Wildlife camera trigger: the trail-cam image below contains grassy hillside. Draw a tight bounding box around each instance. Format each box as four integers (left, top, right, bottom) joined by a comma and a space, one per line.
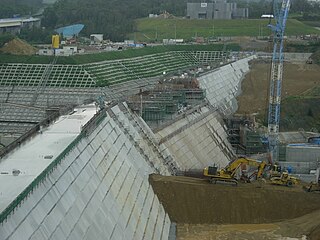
132, 18, 320, 42
0, 44, 240, 64
258, 87, 320, 132
280, 97, 320, 132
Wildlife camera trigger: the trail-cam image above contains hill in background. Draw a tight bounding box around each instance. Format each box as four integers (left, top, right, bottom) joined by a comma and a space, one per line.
132, 18, 320, 42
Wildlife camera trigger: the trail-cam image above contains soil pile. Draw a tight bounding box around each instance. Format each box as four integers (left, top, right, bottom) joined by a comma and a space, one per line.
0, 38, 37, 55
150, 174, 320, 239
149, 174, 320, 224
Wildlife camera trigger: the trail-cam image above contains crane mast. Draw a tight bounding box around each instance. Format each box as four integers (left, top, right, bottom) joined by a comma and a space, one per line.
267, 0, 291, 162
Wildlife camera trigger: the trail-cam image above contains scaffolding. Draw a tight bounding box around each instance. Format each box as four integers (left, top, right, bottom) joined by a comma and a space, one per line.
240, 126, 268, 155
225, 114, 268, 155
127, 76, 206, 123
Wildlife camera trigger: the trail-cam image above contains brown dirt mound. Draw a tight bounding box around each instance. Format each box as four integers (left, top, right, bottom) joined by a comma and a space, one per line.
0, 38, 37, 55
149, 174, 320, 225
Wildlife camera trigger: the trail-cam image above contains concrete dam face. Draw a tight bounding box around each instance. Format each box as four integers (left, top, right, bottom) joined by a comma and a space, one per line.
0, 56, 254, 240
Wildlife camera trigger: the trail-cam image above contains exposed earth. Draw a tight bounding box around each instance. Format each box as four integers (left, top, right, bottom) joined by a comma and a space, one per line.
0, 38, 37, 55
161, 52, 320, 240
236, 60, 320, 115
150, 174, 320, 240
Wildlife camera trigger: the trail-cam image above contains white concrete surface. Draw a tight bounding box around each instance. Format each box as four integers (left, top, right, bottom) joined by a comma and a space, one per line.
0, 104, 97, 213
0, 105, 170, 240
157, 106, 234, 170
199, 56, 256, 116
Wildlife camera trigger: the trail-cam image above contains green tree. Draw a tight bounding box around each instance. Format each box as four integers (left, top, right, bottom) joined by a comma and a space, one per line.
307, 108, 314, 117
19, 27, 53, 44
0, 34, 14, 47
42, 0, 188, 41
42, 7, 58, 29
0, 0, 42, 18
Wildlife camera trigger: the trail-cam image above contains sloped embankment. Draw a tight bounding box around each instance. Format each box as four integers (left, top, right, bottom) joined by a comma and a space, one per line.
149, 174, 320, 224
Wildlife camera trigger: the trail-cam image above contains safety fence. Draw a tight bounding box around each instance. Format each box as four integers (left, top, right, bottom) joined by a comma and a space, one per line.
0, 112, 60, 159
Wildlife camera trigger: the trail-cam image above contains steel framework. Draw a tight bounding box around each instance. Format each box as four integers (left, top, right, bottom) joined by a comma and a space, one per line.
267, 0, 291, 162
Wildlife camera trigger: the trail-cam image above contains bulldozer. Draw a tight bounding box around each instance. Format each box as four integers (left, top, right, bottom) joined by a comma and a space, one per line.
270, 171, 299, 187
203, 157, 267, 185
304, 169, 320, 192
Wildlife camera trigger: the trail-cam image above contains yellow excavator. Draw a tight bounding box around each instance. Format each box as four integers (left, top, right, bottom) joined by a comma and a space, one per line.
303, 170, 320, 192
203, 157, 267, 185
270, 171, 299, 187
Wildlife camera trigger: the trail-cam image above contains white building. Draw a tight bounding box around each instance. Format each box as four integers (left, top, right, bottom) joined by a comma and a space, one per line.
90, 34, 104, 44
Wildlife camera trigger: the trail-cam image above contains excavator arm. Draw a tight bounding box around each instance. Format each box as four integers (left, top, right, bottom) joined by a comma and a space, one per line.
225, 157, 266, 176
204, 157, 267, 184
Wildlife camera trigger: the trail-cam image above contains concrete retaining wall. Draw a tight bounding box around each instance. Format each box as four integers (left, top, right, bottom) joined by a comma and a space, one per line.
156, 106, 234, 170
257, 52, 312, 62
199, 56, 256, 116
0, 106, 171, 240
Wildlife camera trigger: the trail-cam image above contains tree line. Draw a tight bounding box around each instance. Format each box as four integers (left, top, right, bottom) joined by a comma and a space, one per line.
237, 0, 320, 19
42, 0, 320, 41
0, 0, 43, 18
0, 0, 319, 42
42, 0, 189, 41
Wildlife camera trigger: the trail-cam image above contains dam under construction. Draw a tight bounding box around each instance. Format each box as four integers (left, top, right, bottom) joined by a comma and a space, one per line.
0, 50, 320, 240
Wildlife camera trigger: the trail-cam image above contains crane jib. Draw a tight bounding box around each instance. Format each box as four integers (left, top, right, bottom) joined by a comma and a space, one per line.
267, 0, 291, 163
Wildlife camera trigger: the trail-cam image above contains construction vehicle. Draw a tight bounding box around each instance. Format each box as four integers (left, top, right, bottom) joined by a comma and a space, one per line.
203, 157, 267, 185
304, 182, 320, 192
270, 171, 299, 187
304, 168, 320, 192
269, 163, 282, 178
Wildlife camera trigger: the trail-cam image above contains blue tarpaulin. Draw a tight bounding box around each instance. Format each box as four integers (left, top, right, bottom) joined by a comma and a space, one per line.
55, 24, 84, 37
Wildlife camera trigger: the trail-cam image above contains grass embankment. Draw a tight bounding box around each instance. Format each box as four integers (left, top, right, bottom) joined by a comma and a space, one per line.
280, 97, 320, 132
285, 42, 320, 63
132, 18, 320, 42
258, 91, 320, 132
302, 21, 320, 28
0, 44, 240, 64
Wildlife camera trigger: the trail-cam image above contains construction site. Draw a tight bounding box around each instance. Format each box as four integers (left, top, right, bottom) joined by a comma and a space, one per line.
0, 1, 320, 240
0, 45, 319, 239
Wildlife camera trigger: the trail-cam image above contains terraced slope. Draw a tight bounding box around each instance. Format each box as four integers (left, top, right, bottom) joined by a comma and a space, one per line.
0, 51, 225, 88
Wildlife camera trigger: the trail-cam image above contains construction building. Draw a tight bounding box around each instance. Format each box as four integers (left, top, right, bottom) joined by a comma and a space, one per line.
187, 1, 249, 20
